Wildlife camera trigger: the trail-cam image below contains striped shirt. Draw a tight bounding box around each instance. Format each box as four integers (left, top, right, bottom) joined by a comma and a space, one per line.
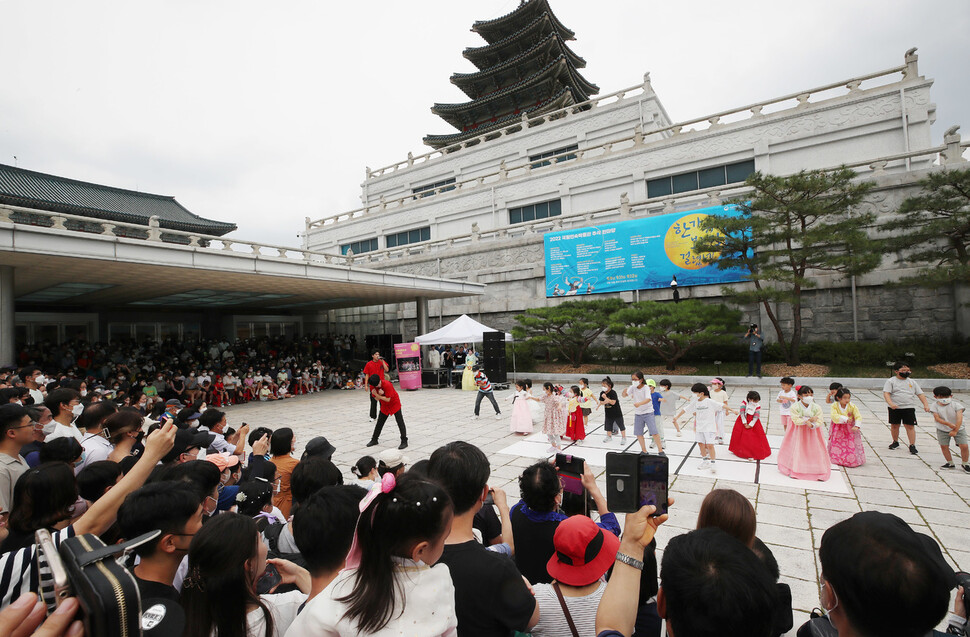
0, 526, 74, 608
531, 580, 606, 637
474, 371, 492, 393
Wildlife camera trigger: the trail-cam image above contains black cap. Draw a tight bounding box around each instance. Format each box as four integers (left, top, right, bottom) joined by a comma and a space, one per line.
162, 429, 215, 463
302, 436, 336, 461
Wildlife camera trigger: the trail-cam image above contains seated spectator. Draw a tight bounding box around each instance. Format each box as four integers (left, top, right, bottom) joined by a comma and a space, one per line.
264, 456, 344, 566
42, 388, 82, 442
659, 528, 778, 637
377, 448, 408, 478
75, 401, 120, 470
290, 485, 366, 603
300, 436, 335, 462
696, 489, 792, 636
235, 479, 277, 531
270, 428, 298, 518
813, 511, 956, 637
351, 455, 378, 490
117, 481, 203, 602
181, 513, 310, 637
206, 452, 241, 511
76, 460, 122, 502
0, 462, 78, 553
20, 404, 52, 466
104, 408, 146, 463
198, 409, 248, 458
0, 405, 31, 516
286, 474, 455, 636
160, 428, 215, 465
511, 460, 619, 584
38, 437, 83, 469
428, 441, 539, 636
163, 460, 222, 520
531, 514, 619, 637
0, 422, 176, 606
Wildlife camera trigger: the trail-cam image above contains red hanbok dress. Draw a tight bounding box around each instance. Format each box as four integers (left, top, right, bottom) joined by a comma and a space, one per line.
729, 401, 771, 460
565, 398, 587, 441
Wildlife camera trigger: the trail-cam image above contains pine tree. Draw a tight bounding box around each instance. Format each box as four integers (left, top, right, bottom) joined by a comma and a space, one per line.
695, 168, 878, 365
513, 298, 626, 367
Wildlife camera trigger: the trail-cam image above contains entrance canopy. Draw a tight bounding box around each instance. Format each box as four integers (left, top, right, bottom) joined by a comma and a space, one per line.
415, 314, 512, 345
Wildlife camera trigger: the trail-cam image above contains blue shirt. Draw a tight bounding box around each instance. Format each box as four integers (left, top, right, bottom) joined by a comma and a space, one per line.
651, 391, 662, 415
510, 501, 621, 537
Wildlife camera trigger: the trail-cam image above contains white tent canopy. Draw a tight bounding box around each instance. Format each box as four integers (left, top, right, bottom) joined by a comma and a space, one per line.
415, 314, 513, 345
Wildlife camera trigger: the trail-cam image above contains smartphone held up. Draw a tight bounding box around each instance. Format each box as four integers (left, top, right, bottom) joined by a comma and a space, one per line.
605, 452, 669, 515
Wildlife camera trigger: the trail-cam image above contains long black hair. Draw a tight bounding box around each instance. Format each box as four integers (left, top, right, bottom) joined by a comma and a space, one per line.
182, 513, 273, 637
337, 474, 453, 633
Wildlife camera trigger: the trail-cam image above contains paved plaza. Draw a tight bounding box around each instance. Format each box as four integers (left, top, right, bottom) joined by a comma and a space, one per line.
224, 382, 970, 632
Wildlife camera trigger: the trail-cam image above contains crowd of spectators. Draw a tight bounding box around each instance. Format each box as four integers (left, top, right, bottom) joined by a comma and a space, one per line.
0, 350, 967, 637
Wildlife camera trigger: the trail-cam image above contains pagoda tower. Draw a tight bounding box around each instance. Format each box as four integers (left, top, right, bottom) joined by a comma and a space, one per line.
424, 0, 598, 150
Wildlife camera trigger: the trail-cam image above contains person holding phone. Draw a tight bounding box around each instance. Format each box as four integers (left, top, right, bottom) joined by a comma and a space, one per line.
744, 324, 764, 378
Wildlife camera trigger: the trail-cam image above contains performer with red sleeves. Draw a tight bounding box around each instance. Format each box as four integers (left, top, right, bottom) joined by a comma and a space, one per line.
362, 349, 390, 423
366, 374, 408, 450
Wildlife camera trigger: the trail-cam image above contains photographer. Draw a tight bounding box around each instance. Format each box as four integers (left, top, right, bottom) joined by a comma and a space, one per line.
744, 324, 764, 378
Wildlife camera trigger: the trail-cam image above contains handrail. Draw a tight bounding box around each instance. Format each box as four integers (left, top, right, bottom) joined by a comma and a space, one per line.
309, 52, 922, 230
364, 51, 918, 178
313, 136, 967, 266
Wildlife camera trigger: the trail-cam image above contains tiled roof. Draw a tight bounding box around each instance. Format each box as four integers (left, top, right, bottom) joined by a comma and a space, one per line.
0, 163, 236, 236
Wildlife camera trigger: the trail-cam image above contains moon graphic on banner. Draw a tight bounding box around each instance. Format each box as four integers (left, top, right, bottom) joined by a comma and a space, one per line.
663, 213, 719, 270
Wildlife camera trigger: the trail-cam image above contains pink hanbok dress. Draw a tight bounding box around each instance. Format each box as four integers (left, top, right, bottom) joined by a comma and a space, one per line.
778, 401, 831, 481
508, 390, 533, 434
829, 402, 865, 467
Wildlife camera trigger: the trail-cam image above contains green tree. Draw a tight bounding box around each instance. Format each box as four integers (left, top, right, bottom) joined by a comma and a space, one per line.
513, 298, 626, 367
883, 167, 970, 286
695, 168, 879, 365
608, 300, 742, 370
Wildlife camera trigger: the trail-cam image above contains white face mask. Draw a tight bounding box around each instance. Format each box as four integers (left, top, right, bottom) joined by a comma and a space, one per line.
802, 396, 814, 405
745, 402, 758, 416
35, 375, 47, 385
72, 404, 83, 417
42, 421, 57, 436
80, 390, 87, 397
938, 398, 951, 405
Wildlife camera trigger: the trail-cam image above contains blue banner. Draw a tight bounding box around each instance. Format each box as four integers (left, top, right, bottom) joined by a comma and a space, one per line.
543, 204, 748, 297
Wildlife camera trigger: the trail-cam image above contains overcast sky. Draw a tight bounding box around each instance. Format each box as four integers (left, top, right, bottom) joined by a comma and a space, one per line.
1, 0, 967, 247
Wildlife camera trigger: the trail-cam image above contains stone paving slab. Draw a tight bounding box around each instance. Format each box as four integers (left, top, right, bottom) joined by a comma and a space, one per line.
222, 384, 969, 635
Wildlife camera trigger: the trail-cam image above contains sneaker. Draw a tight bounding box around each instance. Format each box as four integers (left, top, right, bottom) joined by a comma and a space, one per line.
546, 446, 560, 453
963, 464, 970, 474
676, 430, 682, 438
888, 441, 900, 450
658, 451, 667, 457
941, 462, 955, 469
649, 440, 655, 449
603, 435, 612, 443
366, 439, 378, 447
620, 437, 628, 444
698, 459, 710, 470
495, 412, 502, 420
398, 440, 408, 450
474, 414, 480, 420
709, 462, 717, 473
716, 436, 724, 445
909, 445, 919, 455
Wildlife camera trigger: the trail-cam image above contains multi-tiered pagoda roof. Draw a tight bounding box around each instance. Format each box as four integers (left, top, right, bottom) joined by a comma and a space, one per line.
424, 0, 598, 150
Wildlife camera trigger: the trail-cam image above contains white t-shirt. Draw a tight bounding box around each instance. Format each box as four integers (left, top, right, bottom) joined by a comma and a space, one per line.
79, 433, 113, 470
777, 389, 797, 416
285, 561, 457, 637
629, 384, 653, 416
531, 580, 606, 637
47, 421, 84, 443
683, 397, 718, 433
929, 399, 965, 433
246, 589, 306, 637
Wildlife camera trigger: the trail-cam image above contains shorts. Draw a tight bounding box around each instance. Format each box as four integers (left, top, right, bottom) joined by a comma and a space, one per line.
634, 413, 658, 437
604, 414, 625, 433
937, 428, 969, 446
696, 431, 717, 444
888, 408, 918, 426
581, 408, 591, 417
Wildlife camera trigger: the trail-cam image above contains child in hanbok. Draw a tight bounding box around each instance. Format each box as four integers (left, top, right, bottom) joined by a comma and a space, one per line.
778, 386, 831, 481
531, 382, 567, 453
461, 349, 477, 391
565, 385, 587, 443
525, 378, 543, 426
729, 391, 771, 461
507, 380, 533, 435
829, 388, 865, 467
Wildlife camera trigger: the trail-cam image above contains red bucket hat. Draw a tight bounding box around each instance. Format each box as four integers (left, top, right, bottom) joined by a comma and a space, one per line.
546, 515, 620, 586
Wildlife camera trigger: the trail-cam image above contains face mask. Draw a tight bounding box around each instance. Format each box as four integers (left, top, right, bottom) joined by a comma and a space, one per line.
74, 452, 86, 468
80, 390, 87, 397
745, 403, 758, 416
899, 371, 911, 378
35, 375, 47, 385
802, 396, 814, 405
72, 404, 83, 417
118, 376, 125, 381
42, 420, 57, 436
820, 580, 839, 619
938, 398, 951, 405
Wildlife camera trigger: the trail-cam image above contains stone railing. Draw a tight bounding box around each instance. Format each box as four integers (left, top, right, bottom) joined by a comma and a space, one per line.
0, 205, 362, 266
316, 133, 969, 267
308, 51, 922, 231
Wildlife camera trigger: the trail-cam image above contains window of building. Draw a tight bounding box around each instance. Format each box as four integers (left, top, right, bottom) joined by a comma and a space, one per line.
386, 226, 431, 249
509, 199, 562, 225
529, 144, 579, 169
412, 177, 456, 199
340, 238, 379, 255
647, 159, 756, 199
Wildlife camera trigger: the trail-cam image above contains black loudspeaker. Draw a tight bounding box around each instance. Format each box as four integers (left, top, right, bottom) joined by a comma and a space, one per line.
483, 332, 507, 383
